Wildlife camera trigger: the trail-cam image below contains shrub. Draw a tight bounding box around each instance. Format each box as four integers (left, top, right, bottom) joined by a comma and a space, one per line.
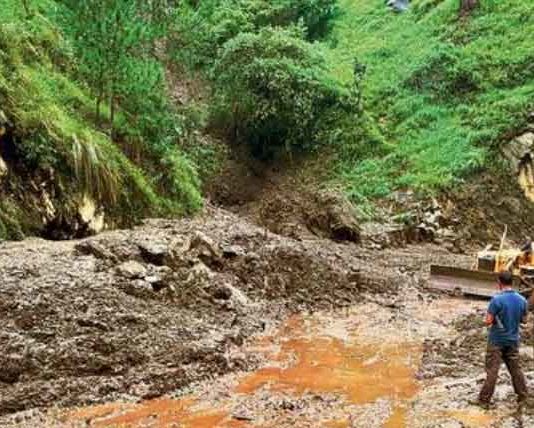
172, 0, 339, 69
404, 44, 481, 101
211, 27, 357, 157
252, 0, 340, 40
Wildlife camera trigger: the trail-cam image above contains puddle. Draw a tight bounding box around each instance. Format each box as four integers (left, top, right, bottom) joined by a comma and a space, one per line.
236, 337, 419, 405
443, 410, 495, 427
66, 310, 421, 427
383, 406, 408, 428
68, 398, 240, 428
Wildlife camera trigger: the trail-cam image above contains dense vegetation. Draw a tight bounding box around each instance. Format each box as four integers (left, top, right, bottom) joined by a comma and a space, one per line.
0, 0, 533, 238
0, 0, 201, 238
172, 0, 360, 158
172, 0, 534, 207
328, 0, 534, 205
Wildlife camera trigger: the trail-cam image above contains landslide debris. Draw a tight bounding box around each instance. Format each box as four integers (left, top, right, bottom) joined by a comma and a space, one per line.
2, 207, 442, 415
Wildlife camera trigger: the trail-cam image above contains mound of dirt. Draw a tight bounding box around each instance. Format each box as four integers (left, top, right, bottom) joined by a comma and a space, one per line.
206, 150, 362, 243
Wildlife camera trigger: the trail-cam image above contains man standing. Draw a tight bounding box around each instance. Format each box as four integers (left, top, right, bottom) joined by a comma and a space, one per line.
477, 271, 529, 408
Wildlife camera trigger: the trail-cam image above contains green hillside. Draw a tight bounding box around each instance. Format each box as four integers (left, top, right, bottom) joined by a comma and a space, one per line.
0, 0, 202, 239
0, 0, 533, 238
327, 0, 534, 201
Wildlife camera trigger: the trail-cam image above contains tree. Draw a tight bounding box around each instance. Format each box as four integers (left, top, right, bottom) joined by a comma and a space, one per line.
60, 0, 165, 137
460, 0, 478, 16
212, 27, 357, 157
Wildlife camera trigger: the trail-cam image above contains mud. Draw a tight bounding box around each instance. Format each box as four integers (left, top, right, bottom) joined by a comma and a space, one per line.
13, 296, 534, 427
1, 206, 534, 426
0, 206, 464, 417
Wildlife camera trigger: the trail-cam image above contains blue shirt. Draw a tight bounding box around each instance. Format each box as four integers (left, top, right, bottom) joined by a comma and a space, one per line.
488, 290, 528, 347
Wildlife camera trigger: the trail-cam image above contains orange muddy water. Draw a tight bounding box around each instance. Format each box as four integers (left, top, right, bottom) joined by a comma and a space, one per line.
64, 305, 498, 428
67, 312, 421, 427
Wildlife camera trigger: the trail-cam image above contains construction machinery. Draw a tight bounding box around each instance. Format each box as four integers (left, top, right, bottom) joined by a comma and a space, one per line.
429, 228, 534, 298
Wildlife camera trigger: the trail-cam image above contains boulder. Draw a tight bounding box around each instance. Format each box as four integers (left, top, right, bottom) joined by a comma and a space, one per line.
0, 111, 8, 179
138, 241, 169, 266
41, 191, 56, 221
306, 191, 361, 243
123, 279, 154, 296
116, 261, 147, 279
75, 240, 117, 262
213, 283, 250, 311
502, 130, 534, 171
222, 245, 246, 259
387, 0, 409, 12
78, 195, 105, 234
145, 267, 172, 292
0, 154, 7, 179
191, 231, 220, 258
503, 127, 534, 201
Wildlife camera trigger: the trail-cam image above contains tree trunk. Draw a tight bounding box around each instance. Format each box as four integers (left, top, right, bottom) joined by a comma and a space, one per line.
21, 0, 32, 17
109, 91, 115, 140
95, 67, 105, 125
96, 98, 101, 125
460, 0, 479, 16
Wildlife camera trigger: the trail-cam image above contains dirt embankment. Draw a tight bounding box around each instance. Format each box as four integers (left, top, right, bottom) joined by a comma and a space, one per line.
207, 144, 534, 260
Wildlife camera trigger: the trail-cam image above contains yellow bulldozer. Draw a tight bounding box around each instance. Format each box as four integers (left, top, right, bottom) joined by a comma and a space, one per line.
429, 228, 534, 298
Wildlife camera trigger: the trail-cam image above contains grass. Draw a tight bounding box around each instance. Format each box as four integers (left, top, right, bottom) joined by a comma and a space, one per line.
0, 0, 202, 238
324, 0, 534, 201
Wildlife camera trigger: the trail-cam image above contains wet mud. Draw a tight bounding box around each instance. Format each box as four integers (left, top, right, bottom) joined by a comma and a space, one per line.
2, 208, 534, 427
48, 296, 534, 428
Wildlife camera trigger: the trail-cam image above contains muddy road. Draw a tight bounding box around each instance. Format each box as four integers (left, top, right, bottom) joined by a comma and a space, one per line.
52, 300, 534, 427
1, 207, 533, 427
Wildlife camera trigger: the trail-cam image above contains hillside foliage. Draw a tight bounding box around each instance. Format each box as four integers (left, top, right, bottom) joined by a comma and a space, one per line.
327, 0, 534, 204
0, 0, 533, 237
172, 0, 534, 210
0, 0, 202, 238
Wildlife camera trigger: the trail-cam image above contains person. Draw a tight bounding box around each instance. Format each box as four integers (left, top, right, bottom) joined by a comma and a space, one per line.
476, 271, 529, 408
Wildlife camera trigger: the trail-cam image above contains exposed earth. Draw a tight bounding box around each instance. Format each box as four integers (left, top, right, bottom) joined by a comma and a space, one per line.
1, 206, 534, 427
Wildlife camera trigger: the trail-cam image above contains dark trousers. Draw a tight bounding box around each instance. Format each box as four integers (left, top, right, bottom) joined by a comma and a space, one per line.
479, 342, 528, 403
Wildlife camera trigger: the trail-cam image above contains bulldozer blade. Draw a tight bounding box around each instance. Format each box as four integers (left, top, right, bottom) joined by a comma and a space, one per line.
429, 265, 498, 298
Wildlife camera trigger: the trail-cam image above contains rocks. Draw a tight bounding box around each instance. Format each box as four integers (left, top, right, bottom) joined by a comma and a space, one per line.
138, 241, 169, 266
78, 195, 105, 235
0, 111, 10, 181
123, 279, 154, 295
502, 129, 534, 173
0, 155, 7, 180
502, 126, 534, 201
387, 0, 409, 12
305, 191, 361, 243
361, 222, 414, 249
75, 240, 118, 262
191, 231, 221, 258
223, 245, 246, 258
145, 269, 171, 293
417, 200, 460, 249
213, 283, 250, 310
0, 207, 468, 418
43, 195, 107, 240
116, 261, 147, 279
